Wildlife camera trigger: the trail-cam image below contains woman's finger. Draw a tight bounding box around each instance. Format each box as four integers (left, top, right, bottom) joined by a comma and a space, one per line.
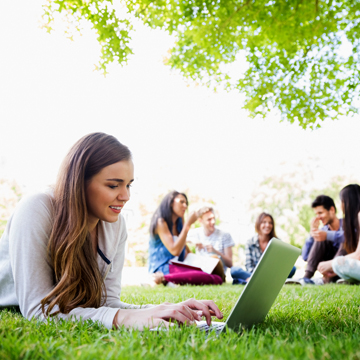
177, 304, 201, 322
196, 300, 223, 325
197, 309, 216, 317
193, 299, 223, 318
181, 299, 223, 326
199, 310, 216, 316
160, 306, 197, 326
160, 303, 201, 322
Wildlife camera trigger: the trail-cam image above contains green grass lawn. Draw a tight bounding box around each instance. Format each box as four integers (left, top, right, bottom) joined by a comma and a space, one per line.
1, 284, 360, 359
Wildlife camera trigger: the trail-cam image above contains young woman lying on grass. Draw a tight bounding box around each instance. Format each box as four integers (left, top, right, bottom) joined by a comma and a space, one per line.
318, 184, 360, 284
0, 133, 222, 329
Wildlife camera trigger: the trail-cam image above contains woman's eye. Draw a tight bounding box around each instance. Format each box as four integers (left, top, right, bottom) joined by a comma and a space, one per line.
126, 184, 132, 189
108, 185, 118, 189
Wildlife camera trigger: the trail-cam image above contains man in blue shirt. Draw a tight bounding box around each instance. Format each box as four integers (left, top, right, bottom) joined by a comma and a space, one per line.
300, 195, 346, 284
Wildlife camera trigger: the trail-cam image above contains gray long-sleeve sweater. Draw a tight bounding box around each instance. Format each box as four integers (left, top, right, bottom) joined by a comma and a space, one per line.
0, 192, 146, 329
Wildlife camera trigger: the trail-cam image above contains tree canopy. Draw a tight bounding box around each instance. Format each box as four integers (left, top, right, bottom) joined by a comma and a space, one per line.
42, 0, 360, 128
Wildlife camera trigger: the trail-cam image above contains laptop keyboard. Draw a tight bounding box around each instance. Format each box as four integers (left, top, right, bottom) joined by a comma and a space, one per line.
149, 321, 225, 335
196, 321, 225, 334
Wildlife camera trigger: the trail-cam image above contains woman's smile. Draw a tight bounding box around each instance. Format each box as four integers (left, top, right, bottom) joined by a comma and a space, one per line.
109, 205, 124, 213
85, 160, 134, 229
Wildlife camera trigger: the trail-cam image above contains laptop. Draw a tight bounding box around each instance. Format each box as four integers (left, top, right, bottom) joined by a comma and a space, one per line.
195, 238, 301, 334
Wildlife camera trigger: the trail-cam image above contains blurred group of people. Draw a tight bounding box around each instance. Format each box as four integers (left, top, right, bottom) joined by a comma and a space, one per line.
148, 184, 360, 286
294, 184, 360, 285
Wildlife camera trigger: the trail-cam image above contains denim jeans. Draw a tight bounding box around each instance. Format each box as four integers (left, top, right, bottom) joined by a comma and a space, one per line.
231, 265, 296, 285
230, 267, 251, 281
288, 266, 296, 278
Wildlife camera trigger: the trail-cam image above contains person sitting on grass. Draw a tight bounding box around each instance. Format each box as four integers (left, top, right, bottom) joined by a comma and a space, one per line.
297, 195, 346, 285
230, 212, 296, 284
187, 205, 234, 282
0, 133, 223, 330
318, 184, 360, 284
148, 192, 224, 286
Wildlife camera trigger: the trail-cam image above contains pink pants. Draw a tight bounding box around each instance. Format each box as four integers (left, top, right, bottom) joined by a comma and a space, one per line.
164, 264, 223, 285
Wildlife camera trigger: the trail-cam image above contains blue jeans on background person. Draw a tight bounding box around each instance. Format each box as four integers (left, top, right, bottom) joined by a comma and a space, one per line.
288, 266, 296, 279
231, 266, 296, 285
231, 267, 251, 281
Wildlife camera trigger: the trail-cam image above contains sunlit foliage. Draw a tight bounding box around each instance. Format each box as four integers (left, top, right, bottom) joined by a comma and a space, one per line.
43, 0, 360, 127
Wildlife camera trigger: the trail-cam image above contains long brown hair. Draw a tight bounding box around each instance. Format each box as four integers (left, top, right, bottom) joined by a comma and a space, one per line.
41, 133, 131, 316
255, 212, 277, 239
340, 184, 360, 254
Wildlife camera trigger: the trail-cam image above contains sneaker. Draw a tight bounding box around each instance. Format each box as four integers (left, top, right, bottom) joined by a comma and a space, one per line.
298, 278, 316, 285
284, 278, 301, 285
285, 277, 315, 285
141, 272, 166, 287
232, 278, 247, 285
336, 278, 360, 285
165, 281, 179, 288
312, 278, 324, 285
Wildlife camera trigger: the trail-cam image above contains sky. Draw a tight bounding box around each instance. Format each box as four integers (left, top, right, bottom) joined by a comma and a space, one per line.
0, 0, 359, 243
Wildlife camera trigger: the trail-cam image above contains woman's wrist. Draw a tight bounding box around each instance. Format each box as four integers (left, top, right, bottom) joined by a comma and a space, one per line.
113, 309, 121, 328
113, 309, 131, 329
181, 223, 191, 238
183, 221, 191, 229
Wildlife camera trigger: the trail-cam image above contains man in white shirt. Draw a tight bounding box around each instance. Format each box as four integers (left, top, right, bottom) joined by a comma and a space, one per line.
187, 206, 235, 273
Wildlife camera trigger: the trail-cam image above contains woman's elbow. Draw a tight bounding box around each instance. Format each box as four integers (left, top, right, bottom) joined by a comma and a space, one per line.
24, 305, 46, 322
169, 248, 182, 257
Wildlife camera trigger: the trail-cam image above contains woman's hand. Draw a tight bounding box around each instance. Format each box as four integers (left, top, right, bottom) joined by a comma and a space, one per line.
156, 210, 200, 256
317, 260, 335, 277
177, 298, 223, 325
113, 299, 223, 330
186, 211, 200, 226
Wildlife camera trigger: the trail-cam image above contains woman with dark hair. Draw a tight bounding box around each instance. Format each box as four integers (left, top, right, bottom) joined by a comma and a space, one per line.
149, 191, 194, 274
0, 133, 222, 329
318, 184, 360, 283
339, 184, 360, 254
231, 212, 296, 284
148, 191, 224, 285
